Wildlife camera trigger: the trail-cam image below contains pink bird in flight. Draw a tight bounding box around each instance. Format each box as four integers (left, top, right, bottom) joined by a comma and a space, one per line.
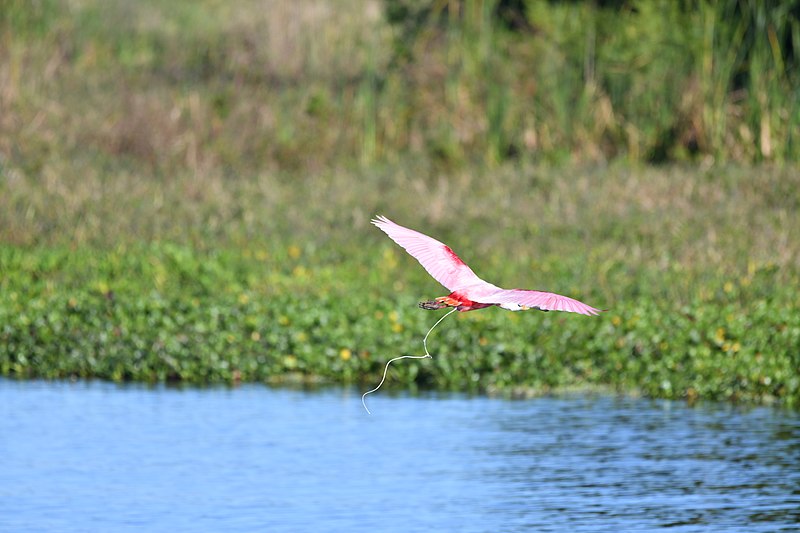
372, 215, 602, 316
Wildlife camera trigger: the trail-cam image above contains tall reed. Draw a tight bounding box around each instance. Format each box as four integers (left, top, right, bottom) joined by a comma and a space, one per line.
0, 0, 798, 179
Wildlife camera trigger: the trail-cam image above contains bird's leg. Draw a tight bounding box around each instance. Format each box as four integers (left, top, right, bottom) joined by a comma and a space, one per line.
418, 296, 460, 310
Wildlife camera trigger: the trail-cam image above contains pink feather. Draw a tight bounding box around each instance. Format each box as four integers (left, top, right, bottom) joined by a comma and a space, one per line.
371, 215, 485, 291
372, 215, 602, 316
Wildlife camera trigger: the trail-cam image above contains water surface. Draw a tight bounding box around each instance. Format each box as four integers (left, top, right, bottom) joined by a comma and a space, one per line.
1, 380, 798, 532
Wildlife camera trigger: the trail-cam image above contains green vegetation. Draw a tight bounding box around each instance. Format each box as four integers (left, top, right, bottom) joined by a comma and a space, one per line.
2, 165, 799, 406
1, 1, 799, 405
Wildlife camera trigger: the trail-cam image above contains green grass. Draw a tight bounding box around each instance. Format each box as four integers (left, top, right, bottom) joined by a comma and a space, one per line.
1, 236, 798, 405
1, 165, 799, 406
1, 0, 799, 406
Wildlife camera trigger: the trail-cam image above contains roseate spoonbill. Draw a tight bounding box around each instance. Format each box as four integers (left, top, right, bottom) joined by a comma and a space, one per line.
371, 215, 602, 315
361, 216, 602, 414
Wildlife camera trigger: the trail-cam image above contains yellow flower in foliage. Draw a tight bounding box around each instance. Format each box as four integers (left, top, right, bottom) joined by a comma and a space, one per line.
611, 315, 622, 327
339, 348, 352, 361
722, 341, 741, 353
387, 310, 403, 332
714, 327, 726, 344
288, 245, 301, 259
238, 293, 250, 305
723, 281, 734, 293
383, 248, 398, 268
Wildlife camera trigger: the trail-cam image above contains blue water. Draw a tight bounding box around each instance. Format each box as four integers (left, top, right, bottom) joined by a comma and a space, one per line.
1, 380, 798, 532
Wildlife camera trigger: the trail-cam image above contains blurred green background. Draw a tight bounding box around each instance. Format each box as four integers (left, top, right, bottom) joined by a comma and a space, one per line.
1, 0, 799, 405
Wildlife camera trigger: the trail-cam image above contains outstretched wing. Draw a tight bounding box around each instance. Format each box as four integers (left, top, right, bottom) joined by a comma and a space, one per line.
372, 215, 484, 291
476, 288, 602, 316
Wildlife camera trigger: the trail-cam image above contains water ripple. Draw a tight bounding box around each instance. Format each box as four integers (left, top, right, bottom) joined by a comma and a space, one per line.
0, 381, 798, 532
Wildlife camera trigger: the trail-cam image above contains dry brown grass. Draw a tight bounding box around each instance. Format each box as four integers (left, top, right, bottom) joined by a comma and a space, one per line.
2, 158, 798, 295
1, 1, 799, 296
3, 0, 797, 186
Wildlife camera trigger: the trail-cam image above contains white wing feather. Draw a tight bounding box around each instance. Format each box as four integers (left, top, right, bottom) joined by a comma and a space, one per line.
475, 288, 601, 316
